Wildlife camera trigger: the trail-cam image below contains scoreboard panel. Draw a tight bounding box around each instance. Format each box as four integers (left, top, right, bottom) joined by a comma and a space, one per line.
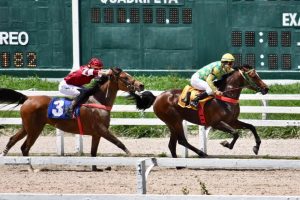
0, 0, 299, 78
0, 0, 72, 77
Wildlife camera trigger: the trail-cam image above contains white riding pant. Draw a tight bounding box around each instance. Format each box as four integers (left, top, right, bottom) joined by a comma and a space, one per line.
190, 72, 213, 95
58, 80, 81, 97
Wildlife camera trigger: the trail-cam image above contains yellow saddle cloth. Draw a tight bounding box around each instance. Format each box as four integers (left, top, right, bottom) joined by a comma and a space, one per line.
178, 85, 213, 110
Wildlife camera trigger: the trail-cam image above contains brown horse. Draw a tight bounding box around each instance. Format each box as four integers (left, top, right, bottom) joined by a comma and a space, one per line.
0, 67, 144, 169
130, 65, 269, 158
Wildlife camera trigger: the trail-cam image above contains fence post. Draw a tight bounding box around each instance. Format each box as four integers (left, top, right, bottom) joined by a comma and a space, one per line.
136, 159, 146, 194
261, 99, 268, 120
199, 126, 210, 154
56, 129, 64, 156
75, 135, 83, 155
182, 120, 188, 158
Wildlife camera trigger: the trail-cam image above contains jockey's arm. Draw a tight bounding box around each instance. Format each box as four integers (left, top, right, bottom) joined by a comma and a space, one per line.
97, 69, 109, 76
81, 67, 97, 76
206, 73, 218, 93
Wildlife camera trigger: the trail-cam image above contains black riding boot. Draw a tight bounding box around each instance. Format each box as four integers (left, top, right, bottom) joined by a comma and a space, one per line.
67, 75, 109, 116
189, 92, 209, 108
181, 91, 191, 106
67, 87, 97, 116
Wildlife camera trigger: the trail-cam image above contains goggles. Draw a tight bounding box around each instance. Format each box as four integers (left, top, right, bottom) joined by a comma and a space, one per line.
222, 61, 234, 66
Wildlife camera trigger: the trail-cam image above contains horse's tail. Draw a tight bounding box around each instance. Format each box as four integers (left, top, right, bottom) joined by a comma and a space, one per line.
0, 88, 28, 105
128, 91, 156, 110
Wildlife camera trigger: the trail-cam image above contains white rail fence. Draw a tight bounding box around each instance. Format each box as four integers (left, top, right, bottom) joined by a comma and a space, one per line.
0, 91, 300, 156
2, 156, 300, 195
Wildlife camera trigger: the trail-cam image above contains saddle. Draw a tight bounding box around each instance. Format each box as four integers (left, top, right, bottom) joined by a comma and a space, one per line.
47, 98, 80, 119
178, 85, 213, 110
178, 85, 213, 125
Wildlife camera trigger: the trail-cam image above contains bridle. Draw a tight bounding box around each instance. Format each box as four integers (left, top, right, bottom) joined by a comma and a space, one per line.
238, 68, 261, 92
222, 68, 261, 94
110, 69, 137, 92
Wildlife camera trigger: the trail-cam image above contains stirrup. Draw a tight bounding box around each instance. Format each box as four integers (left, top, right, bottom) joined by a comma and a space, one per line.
190, 100, 199, 108
66, 107, 74, 117
181, 97, 188, 103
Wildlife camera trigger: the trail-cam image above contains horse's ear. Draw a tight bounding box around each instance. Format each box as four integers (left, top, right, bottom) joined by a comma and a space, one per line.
240, 64, 253, 71
233, 66, 240, 71
111, 67, 122, 77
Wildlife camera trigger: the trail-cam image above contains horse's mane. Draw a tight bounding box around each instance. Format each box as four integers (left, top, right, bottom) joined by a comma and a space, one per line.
214, 64, 253, 89
111, 67, 123, 76
74, 74, 109, 104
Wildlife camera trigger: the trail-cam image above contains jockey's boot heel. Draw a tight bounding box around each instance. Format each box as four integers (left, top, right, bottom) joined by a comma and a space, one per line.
67, 100, 77, 117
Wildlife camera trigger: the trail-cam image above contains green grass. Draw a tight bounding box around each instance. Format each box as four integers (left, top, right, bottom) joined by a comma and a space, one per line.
0, 75, 299, 138
0, 75, 57, 90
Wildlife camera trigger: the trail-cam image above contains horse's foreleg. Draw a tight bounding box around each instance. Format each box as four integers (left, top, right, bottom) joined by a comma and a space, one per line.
0, 127, 27, 156
168, 130, 178, 158
101, 130, 131, 156
231, 120, 261, 155
214, 121, 239, 150
91, 135, 101, 171
177, 129, 207, 158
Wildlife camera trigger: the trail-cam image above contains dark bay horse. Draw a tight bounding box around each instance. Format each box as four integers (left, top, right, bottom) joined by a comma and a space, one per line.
131, 65, 269, 158
0, 68, 144, 168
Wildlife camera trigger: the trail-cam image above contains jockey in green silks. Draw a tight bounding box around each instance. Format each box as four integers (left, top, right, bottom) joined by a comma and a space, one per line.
189, 53, 235, 108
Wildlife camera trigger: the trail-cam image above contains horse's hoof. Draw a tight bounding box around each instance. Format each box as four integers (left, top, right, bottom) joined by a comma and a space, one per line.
125, 149, 132, 156
92, 166, 103, 172
176, 166, 186, 170
220, 140, 230, 148
199, 152, 208, 158
253, 146, 259, 155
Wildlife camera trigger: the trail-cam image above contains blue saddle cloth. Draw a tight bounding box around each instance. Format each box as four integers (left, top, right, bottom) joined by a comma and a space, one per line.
47, 97, 80, 119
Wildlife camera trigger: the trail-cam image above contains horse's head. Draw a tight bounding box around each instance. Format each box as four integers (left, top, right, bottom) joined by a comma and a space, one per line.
238, 64, 269, 95
108, 67, 144, 93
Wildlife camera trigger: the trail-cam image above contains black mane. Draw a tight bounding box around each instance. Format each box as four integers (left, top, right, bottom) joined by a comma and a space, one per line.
214, 64, 253, 89
73, 75, 109, 105
111, 67, 123, 76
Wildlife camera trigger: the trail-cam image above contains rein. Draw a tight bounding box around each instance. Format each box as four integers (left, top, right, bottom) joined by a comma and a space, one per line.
238, 69, 260, 91
222, 87, 243, 94
215, 95, 239, 104
222, 68, 260, 94
82, 103, 112, 111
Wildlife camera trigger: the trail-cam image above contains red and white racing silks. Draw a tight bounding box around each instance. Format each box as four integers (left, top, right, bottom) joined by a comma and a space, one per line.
64, 65, 101, 86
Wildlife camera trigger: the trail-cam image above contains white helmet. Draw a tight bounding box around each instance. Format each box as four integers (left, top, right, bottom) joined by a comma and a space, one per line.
221, 53, 235, 62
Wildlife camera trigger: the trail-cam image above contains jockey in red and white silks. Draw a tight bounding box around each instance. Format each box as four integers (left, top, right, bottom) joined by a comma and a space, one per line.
59, 58, 106, 97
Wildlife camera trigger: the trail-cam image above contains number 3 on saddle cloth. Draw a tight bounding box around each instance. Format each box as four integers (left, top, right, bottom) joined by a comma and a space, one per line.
47, 98, 80, 119
178, 85, 213, 125
47, 98, 112, 135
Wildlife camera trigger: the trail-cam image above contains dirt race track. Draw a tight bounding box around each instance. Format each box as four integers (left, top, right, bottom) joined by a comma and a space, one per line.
0, 135, 300, 195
